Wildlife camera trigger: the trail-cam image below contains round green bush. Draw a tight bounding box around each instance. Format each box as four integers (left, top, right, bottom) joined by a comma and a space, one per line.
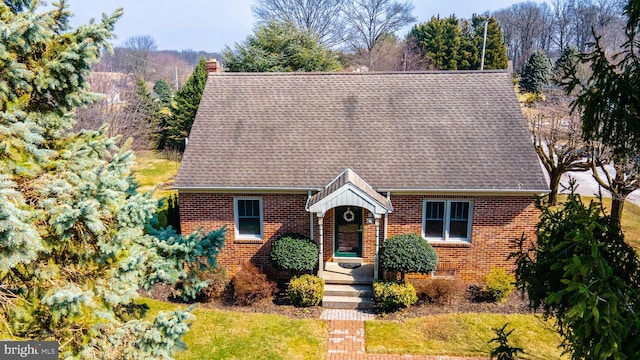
379, 233, 438, 278
372, 281, 417, 311
288, 274, 324, 307
270, 233, 318, 273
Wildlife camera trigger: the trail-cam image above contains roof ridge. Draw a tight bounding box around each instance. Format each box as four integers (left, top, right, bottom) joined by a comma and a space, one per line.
214, 70, 510, 77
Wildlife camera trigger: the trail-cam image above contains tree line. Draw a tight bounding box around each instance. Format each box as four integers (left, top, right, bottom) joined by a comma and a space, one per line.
493, 0, 627, 70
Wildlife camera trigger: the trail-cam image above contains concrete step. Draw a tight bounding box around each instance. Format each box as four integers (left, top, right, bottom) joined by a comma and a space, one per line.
324, 284, 372, 297
323, 278, 373, 285
322, 295, 374, 310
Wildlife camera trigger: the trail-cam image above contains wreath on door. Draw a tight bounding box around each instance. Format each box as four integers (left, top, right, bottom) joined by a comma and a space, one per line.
343, 207, 355, 222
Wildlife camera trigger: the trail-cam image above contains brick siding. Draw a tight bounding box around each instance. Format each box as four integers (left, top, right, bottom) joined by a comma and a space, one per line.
179, 192, 539, 282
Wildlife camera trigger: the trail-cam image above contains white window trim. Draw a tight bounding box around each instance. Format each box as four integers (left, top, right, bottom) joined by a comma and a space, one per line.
234, 197, 263, 241
422, 199, 473, 243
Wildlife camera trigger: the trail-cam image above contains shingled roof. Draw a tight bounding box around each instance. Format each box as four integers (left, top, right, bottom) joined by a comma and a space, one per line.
175, 71, 548, 193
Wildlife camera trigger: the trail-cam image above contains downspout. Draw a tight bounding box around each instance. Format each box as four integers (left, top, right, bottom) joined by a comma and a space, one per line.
308, 191, 314, 242
384, 192, 390, 241
374, 217, 380, 280
317, 216, 324, 278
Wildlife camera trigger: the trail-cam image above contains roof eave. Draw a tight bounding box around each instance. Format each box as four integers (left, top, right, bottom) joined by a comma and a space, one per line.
378, 188, 550, 195
175, 185, 549, 195
174, 186, 322, 193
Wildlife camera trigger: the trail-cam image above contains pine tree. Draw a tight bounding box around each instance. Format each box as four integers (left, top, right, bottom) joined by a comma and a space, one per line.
0, 2, 225, 357
223, 20, 342, 72
519, 50, 551, 94
458, 18, 480, 70
153, 78, 173, 107
152, 79, 174, 150
472, 15, 508, 70
409, 16, 462, 70
408, 14, 507, 71
164, 57, 208, 150
559, 0, 640, 225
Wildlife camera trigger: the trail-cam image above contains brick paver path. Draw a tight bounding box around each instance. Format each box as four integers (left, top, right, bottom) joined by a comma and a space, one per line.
321, 310, 488, 360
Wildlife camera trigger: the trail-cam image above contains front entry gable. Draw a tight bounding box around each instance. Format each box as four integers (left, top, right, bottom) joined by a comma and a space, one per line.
306, 168, 392, 218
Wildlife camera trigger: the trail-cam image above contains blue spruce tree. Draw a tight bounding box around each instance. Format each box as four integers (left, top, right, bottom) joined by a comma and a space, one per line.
0, 2, 224, 358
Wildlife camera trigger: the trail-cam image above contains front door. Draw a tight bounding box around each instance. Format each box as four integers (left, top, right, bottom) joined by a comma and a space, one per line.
334, 206, 363, 257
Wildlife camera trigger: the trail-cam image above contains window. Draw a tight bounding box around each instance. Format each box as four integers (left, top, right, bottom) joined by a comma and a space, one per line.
423, 200, 472, 241
234, 198, 262, 240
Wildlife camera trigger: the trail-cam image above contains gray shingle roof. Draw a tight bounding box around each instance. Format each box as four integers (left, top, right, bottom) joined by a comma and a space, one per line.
175, 71, 548, 193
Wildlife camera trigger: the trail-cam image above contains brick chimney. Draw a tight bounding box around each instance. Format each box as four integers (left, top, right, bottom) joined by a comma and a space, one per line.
205, 58, 222, 75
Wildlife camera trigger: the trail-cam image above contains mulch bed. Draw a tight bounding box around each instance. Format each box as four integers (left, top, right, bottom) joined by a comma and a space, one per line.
141, 281, 534, 321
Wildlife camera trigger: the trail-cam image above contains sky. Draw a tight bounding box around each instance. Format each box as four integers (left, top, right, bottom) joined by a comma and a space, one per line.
62, 0, 544, 53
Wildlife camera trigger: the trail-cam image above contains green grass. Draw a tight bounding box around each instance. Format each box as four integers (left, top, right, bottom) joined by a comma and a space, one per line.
143, 298, 328, 360
365, 313, 564, 359
131, 150, 180, 199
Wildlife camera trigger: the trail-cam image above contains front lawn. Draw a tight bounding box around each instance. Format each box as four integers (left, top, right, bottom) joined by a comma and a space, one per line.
132, 150, 180, 199
365, 313, 564, 359
143, 298, 327, 360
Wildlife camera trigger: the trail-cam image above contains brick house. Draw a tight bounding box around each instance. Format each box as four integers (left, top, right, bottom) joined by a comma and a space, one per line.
175, 68, 548, 282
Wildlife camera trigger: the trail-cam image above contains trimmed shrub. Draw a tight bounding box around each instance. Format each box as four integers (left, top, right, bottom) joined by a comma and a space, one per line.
288, 274, 324, 307
197, 267, 228, 302
372, 281, 417, 311
270, 233, 319, 274
412, 279, 465, 305
484, 267, 515, 303
379, 233, 438, 279
231, 263, 277, 306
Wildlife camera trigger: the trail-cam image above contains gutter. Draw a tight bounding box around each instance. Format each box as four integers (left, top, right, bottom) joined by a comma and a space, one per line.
175, 186, 550, 195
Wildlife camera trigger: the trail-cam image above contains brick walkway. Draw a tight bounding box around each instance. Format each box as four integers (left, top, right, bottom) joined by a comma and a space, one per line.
320, 310, 488, 360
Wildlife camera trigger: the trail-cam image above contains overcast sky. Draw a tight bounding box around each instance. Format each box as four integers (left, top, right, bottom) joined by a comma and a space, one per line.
63, 0, 542, 53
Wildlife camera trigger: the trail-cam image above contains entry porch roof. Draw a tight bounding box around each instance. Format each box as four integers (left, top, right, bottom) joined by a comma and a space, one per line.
306, 169, 392, 218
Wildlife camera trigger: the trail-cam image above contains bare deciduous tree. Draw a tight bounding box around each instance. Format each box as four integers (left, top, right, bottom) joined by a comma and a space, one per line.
494, 0, 625, 71
252, 0, 346, 46
75, 74, 156, 150
121, 35, 158, 79
343, 33, 432, 71
589, 144, 640, 224
551, 0, 577, 50
342, 0, 415, 70
527, 90, 589, 205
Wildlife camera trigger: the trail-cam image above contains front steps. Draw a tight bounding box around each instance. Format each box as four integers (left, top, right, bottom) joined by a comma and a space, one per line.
322, 284, 374, 309
321, 262, 374, 309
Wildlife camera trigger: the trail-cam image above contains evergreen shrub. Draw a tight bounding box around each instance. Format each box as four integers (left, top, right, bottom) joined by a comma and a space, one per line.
270, 233, 318, 274
288, 275, 324, 307
379, 233, 438, 279
372, 281, 417, 311
484, 267, 515, 302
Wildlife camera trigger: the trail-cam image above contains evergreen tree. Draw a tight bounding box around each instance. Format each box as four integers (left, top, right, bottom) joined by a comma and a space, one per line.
0, 2, 225, 357
223, 20, 342, 72
458, 18, 480, 70
553, 46, 580, 79
408, 14, 507, 71
409, 16, 462, 70
154, 78, 173, 107
559, 0, 640, 225
152, 79, 173, 150
472, 15, 508, 70
164, 57, 207, 150
519, 50, 551, 94
512, 189, 640, 358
